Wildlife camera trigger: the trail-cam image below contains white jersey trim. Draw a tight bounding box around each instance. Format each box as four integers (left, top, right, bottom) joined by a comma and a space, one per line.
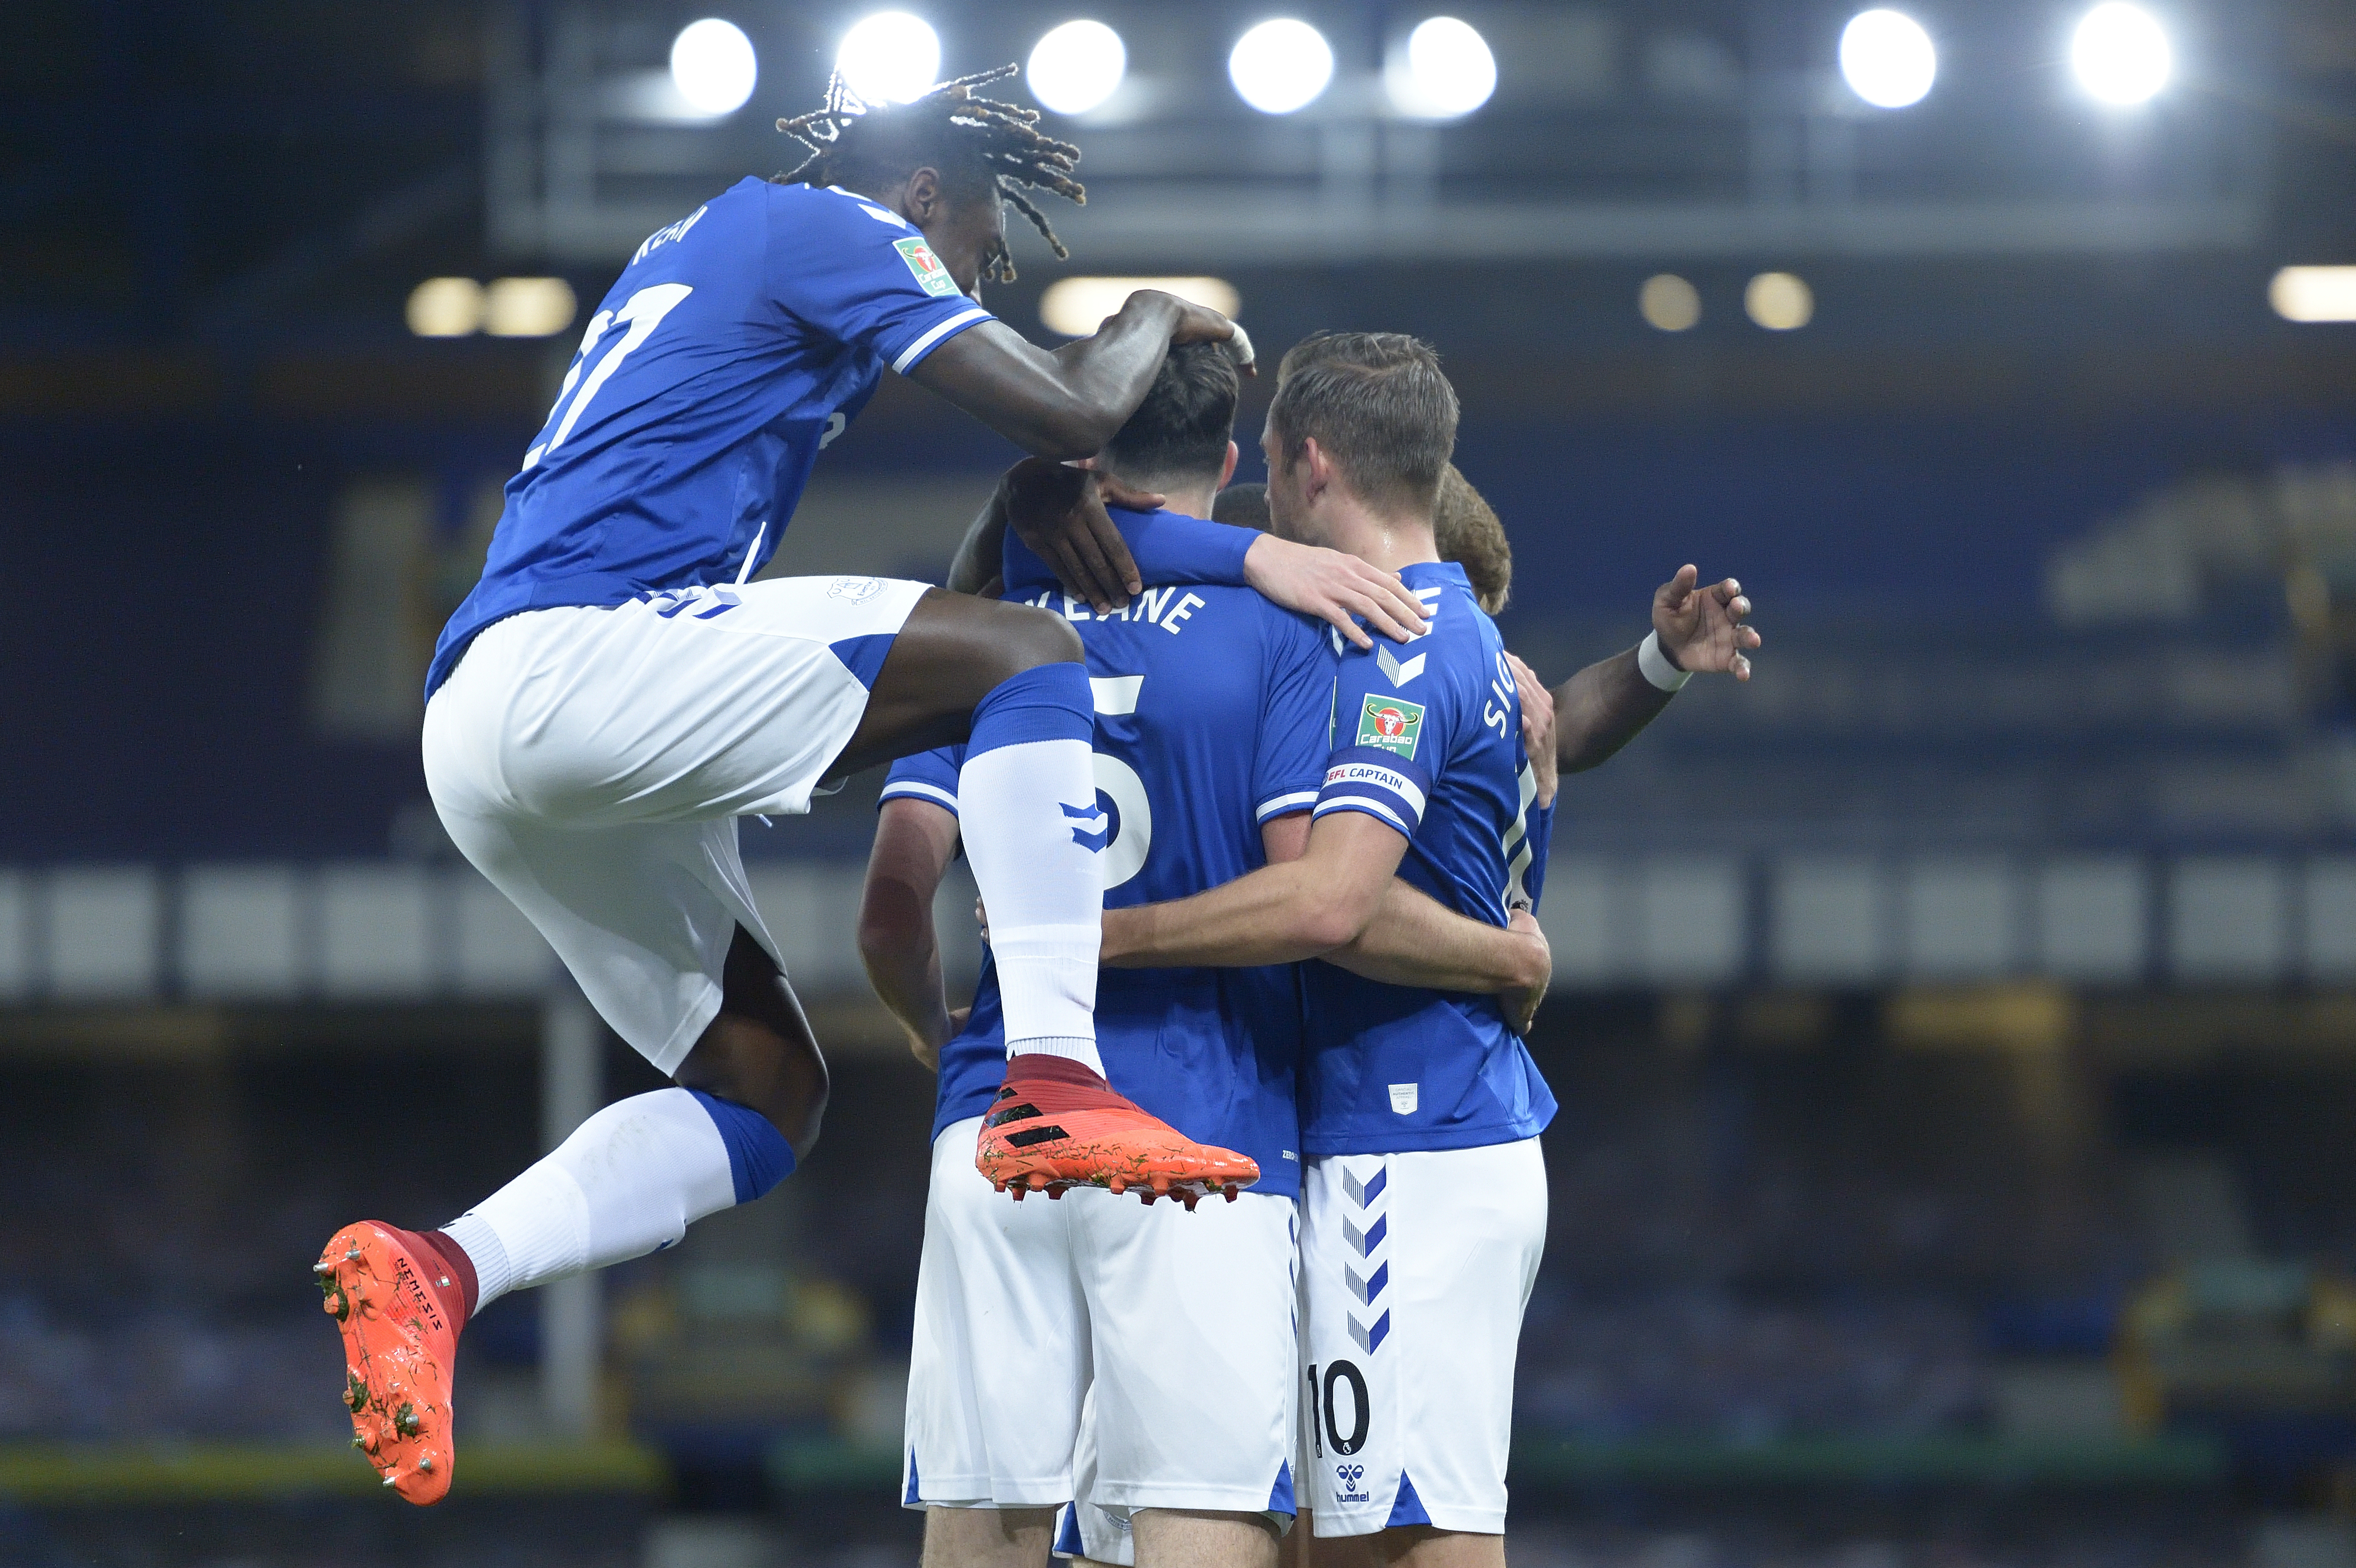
881, 779, 960, 815
1313, 795, 1411, 836
893, 306, 993, 374
1255, 790, 1318, 821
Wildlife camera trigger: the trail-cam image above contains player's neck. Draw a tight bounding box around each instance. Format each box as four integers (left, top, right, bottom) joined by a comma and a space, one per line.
1322, 501, 1438, 576
1097, 472, 1216, 521
1156, 484, 1218, 519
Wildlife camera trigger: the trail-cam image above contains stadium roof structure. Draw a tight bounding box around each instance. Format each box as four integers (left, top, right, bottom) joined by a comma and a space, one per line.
487, 0, 2273, 268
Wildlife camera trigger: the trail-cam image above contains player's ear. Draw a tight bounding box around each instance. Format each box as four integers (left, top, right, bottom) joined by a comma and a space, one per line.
1299, 437, 1332, 503
1220, 441, 1239, 489
904, 166, 943, 221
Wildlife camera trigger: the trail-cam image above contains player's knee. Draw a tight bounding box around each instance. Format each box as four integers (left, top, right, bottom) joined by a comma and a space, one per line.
684, 941, 832, 1157
678, 1023, 828, 1155
774, 1061, 828, 1157
988, 602, 1084, 679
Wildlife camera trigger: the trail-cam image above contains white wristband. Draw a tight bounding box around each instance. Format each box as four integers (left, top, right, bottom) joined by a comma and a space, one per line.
1637, 631, 1691, 692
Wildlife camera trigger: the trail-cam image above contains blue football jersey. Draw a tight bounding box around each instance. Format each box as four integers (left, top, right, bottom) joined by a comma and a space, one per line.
880, 508, 1337, 1198
1299, 560, 1559, 1156
427, 178, 996, 695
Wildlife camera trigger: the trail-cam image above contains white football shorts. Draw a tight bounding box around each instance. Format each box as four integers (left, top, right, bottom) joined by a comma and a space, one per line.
421, 575, 930, 1071
1296, 1138, 1547, 1537
905, 1116, 1299, 1522
1052, 1395, 1129, 1565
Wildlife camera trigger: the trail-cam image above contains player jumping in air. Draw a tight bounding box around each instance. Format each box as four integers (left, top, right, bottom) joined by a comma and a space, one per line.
314, 68, 1427, 1503
858, 344, 1547, 1568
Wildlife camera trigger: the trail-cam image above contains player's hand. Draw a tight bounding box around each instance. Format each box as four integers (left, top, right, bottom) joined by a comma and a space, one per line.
1242, 534, 1431, 650
1506, 652, 1560, 809
1138, 292, 1255, 376
1500, 908, 1551, 1036
1653, 565, 1760, 681
1002, 457, 1145, 613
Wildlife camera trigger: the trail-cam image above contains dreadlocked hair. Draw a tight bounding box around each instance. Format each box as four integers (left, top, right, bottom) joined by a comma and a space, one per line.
775, 64, 1083, 283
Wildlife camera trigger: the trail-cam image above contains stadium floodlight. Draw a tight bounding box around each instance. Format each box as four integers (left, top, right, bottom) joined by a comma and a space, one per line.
1838, 10, 1936, 109
2071, 2, 2170, 105
1028, 20, 1127, 116
484, 278, 579, 338
407, 278, 484, 338
1639, 274, 1702, 332
838, 12, 942, 105
1042, 276, 1242, 338
669, 19, 758, 116
1229, 19, 1335, 115
1745, 272, 1813, 330
2271, 267, 2356, 323
1386, 17, 1497, 119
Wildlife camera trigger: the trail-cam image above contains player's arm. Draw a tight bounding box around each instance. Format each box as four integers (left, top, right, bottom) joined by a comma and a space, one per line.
856, 797, 965, 1071
1258, 812, 1551, 998
1101, 810, 1409, 967
945, 490, 1005, 597
1549, 565, 1760, 773
909, 292, 1241, 462
945, 461, 1164, 600
991, 458, 1431, 647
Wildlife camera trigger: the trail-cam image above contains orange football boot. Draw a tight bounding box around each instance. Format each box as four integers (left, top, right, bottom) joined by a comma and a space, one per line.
315, 1221, 465, 1504
975, 1054, 1259, 1210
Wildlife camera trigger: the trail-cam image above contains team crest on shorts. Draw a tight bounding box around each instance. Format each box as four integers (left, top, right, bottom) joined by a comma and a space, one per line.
1355, 695, 1425, 758
829, 576, 885, 603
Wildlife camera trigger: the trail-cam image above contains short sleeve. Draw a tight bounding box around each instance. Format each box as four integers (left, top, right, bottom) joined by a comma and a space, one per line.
1253, 613, 1339, 822
765, 186, 995, 374
880, 745, 965, 816
1003, 507, 1257, 597
1312, 636, 1440, 841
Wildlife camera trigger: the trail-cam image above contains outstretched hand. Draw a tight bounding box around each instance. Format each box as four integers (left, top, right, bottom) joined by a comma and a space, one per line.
1242, 534, 1431, 649
1653, 565, 1761, 680
1001, 457, 1156, 613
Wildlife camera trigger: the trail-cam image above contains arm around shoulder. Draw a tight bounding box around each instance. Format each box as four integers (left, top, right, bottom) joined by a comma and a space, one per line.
1101, 810, 1407, 969
1331, 881, 1551, 995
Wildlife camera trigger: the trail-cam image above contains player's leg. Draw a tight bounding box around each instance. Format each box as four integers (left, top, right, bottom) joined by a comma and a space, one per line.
322, 592, 872, 1503
317, 812, 810, 1501
674, 924, 828, 1151
1296, 1144, 1546, 1564
831, 590, 1259, 1201
1306, 1529, 1493, 1568
1076, 1186, 1299, 1568
828, 589, 1105, 1071
432, 917, 817, 1311
926, 1508, 1058, 1568
1132, 1511, 1280, 1568
905, 1115, 1088, 1560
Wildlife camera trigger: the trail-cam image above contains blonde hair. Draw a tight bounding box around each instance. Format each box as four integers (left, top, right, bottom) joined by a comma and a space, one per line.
1435, 463, 1511, 614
